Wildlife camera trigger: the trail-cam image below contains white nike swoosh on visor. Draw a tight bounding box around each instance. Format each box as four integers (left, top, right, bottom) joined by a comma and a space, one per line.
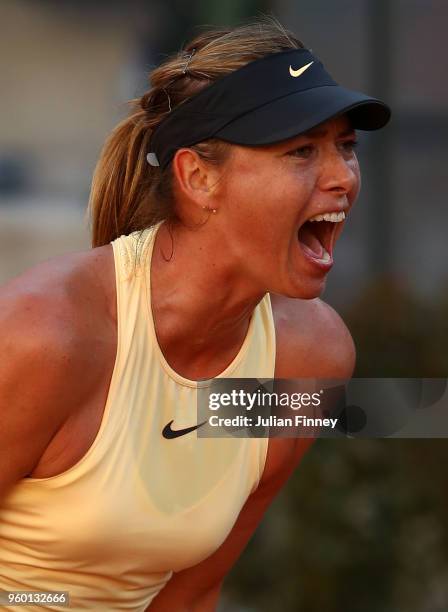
289, 61, 314, 78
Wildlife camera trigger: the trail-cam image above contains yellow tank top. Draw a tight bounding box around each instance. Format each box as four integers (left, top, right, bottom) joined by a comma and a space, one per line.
0, 223, 276, 611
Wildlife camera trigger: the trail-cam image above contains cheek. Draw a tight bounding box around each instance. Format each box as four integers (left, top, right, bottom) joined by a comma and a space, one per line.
225, 169, 282, 219
349, 158, 361, 204
223, 156, 314, 231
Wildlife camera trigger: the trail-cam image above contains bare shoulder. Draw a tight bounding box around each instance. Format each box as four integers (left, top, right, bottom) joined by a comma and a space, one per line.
0, 245, 115, 496
270, 293, 356, 379
0, 242, 116, 394
256, 294, 355, 488
1, 241, 114, 314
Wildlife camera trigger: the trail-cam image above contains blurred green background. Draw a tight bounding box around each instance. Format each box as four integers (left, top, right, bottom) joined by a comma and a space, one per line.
1, 1, 447, 610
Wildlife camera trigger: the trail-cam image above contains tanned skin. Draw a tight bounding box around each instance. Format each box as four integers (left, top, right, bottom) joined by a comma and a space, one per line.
0, 115, 359, 610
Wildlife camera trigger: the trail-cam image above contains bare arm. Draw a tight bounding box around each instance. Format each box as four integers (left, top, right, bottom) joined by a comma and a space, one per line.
0, 259, 107, 502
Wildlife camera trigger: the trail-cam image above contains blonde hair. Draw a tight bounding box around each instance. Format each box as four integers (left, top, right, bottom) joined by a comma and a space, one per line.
88, 15, 304, 247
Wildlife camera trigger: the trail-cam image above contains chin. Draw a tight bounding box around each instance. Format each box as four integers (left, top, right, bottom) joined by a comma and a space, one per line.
279, 275, 327, 300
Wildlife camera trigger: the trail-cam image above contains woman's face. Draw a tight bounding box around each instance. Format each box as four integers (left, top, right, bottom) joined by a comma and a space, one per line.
218, 114, 361, 299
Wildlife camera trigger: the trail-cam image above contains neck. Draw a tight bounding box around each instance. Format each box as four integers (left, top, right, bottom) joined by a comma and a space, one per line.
149, 221, 265, 376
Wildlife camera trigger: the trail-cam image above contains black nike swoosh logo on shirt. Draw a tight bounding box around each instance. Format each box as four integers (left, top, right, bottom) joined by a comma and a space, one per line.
162, 419, 207, 439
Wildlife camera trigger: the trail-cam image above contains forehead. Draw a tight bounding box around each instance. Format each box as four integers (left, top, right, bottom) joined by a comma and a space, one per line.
285, 114, 355, 144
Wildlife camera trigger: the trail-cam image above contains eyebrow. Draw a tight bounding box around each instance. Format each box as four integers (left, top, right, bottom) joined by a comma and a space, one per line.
301, 126, 356, 139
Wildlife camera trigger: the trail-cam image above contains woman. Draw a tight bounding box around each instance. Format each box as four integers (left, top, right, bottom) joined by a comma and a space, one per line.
0, 17, 390, 612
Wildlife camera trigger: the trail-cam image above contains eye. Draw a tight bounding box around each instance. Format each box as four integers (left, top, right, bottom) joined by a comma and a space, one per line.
340, 139, 359, 153
288, 144, 315, 159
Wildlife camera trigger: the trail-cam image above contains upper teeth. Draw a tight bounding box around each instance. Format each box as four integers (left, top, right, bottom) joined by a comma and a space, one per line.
309, 211, 346, 222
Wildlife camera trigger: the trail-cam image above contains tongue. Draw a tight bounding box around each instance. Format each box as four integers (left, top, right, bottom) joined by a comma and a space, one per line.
298, 223, 324, 258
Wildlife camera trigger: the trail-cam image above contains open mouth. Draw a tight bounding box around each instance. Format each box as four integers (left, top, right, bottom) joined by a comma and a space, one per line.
297, 211, 345, 266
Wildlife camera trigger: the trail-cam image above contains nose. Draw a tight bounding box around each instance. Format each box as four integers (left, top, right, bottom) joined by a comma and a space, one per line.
318, 149, 359, 196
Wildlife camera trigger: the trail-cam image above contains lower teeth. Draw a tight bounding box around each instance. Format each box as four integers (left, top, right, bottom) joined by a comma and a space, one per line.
319, 248, 331, 263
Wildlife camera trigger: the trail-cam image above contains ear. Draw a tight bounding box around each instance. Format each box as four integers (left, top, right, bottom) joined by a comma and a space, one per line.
172, 148, 221, 209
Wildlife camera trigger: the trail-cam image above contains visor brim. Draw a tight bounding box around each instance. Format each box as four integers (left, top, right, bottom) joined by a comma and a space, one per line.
213, 85, 391, 145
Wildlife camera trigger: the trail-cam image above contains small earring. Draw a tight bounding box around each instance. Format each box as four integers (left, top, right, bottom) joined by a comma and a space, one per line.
202, 206, 217, 214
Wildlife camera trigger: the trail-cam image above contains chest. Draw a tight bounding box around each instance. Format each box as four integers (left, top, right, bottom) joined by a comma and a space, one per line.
29, 296, 297, 481
17, 370, 260, 572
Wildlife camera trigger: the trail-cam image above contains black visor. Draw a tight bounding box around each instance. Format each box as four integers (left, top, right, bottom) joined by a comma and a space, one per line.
148, 48, 391, 169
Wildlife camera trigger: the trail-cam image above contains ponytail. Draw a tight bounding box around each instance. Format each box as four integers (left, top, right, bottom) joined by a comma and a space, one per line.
88, 106, 160, 248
